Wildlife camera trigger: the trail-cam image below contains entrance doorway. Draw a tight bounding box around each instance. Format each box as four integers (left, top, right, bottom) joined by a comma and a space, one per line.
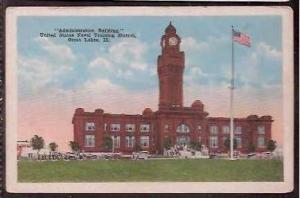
176, 136, 190, 146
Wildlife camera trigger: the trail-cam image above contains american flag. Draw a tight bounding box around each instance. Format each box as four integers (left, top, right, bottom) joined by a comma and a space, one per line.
233, 30, 251, 47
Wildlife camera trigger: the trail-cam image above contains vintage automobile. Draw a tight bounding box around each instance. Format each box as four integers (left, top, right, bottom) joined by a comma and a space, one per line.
64, 152, 77, 160
138, 151, 149, 159
132, 151, 149, 160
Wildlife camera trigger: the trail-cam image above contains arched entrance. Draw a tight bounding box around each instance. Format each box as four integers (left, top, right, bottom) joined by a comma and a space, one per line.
176, 123, 190, 146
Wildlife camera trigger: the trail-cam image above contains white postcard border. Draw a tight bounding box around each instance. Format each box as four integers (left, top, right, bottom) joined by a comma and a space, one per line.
5, 6, 294, 193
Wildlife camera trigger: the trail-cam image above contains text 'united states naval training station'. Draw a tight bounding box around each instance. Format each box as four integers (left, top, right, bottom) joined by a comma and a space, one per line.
39, 28, 136, 39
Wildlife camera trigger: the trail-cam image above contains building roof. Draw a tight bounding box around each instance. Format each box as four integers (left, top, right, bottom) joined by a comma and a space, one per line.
191, 100, 204, 108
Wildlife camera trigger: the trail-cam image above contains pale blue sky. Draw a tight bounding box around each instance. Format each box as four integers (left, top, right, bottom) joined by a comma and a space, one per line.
17, 16, 282, 99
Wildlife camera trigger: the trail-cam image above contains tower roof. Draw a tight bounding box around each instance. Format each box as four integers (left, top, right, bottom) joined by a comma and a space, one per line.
165, 22, 176, 34
143, 108, 153, 116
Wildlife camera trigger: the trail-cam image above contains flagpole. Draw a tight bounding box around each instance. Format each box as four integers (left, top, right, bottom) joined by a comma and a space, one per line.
230, 26, 235, 160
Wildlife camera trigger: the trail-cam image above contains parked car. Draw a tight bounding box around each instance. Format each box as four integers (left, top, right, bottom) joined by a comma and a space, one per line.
139, 151, 149, 159
84, 153, 98, 160
247, 152, 256, 159
262, 151, 272, 159
137, 151, 149, 160
209, 151, 218, 159
65, 152, 77, 160
209, 153, 217, 159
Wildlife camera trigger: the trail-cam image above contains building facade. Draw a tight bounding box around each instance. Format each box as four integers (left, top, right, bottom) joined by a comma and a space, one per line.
72, 23, 273, 154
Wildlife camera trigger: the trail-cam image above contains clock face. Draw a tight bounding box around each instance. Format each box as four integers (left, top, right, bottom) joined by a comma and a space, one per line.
169, 37, 178, 46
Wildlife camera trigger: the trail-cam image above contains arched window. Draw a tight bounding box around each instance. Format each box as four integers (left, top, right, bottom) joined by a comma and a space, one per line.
176, 123, 190, 133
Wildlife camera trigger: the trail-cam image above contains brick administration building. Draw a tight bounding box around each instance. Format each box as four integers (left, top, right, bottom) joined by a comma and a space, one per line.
72, 23, 273, 154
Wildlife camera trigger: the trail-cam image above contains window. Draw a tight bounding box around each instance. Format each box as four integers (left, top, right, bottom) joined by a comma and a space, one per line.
235, 126, 242, 134
140, 124, 150, 133
110, 124, 120, 131
223, 137, 228, 144
236, 137, 242, 148
125, 124, 135, 132
176, 123, 190, 133
210, 126, 218, 135
111, 136, 120, 148
140, 136, 149, 147
164, 124, 169, 130
85, 135, 95, 147
222, 126, 230, 134
258, 126, 265, 134
85, 122, 96, 131
257, 136, 265, 147
125, 136, 135, 148
209, 136, 218, 148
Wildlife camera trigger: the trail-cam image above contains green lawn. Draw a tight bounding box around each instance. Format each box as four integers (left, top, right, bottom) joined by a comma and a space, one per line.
18, 159, 283, 182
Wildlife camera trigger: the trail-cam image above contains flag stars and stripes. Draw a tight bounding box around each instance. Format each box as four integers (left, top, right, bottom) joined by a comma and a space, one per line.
233, 30, 251, 47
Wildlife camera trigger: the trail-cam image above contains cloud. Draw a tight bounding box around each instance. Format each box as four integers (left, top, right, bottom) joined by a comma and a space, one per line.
129, 62, 147, 70
256, 42, 282, 60
83, 78, 121, 93
190, 67, 210, 77
88, 57, 112, 70
234, 42, 282, 89
86, 38, 152, 84
116, 69, 133, 79
19, 56, 72, 89
35, 37, 76, 62
108, 39, 148, 70
181, 37, 209, 52
18, 58, 51, 93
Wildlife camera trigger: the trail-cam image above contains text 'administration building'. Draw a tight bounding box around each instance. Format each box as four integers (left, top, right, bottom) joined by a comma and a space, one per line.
72, 23, 273, 154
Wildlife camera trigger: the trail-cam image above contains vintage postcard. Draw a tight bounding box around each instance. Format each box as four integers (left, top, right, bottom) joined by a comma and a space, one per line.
6, 6, 294, 193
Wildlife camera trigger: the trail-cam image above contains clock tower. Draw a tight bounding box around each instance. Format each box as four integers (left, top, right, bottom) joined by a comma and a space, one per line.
157, 22, 185, 109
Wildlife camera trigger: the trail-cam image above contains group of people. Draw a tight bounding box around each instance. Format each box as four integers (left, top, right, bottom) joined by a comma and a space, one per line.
27, 152, 65, 160
25, 152, 123, 161
165, 144, 209, 158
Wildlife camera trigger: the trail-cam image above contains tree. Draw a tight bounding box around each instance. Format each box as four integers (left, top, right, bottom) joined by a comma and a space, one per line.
247, 142, 256, 153
49, 142, 58, 152
267, 139, 277, 152
224, 137, 237, 151
102, 135, 113, 151
30, 135, 45, 153
163, 137, 172, 150
189, 140, 202, 151
69, 141, 80, 152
